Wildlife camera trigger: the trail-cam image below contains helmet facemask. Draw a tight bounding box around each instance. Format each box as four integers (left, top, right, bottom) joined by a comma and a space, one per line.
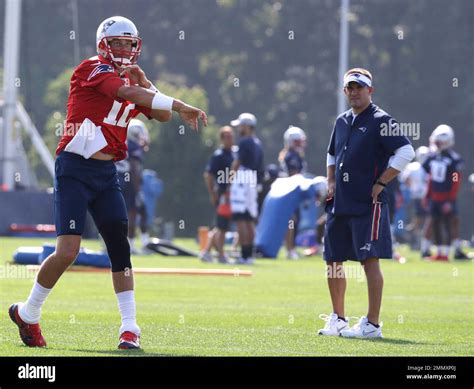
98, 35, 142, 68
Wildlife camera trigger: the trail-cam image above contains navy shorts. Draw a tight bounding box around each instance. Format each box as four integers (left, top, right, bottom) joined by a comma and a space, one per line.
413, 199, 428, 217
430, 200, 458, 217
323, 202, 392, 262
215, 214, 231, 230
54, 152, 128, 236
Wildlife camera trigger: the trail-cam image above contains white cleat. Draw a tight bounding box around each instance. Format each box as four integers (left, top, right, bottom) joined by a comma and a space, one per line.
317, 313, 349, 336
130, 246, 144, 255
199, 251, 213, 263
287, 250, 301, 260
218, 254, 231, 264
236, 257, 254, 265
340, 316, 383, 338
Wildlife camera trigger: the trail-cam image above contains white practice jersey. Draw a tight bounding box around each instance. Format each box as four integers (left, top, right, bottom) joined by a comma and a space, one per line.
400, 161, 428, 200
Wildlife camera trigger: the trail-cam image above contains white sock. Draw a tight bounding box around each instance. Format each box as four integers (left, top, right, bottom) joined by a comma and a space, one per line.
441, 245, 450, 256
19, 281, 52, 324
141, 232, 150, 247
421, 238, 431, 252
116, 290, 140, 336
452, 239, 461, 250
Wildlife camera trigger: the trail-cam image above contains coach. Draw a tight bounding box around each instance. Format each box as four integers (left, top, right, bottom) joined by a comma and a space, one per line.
318, 68, 415, 338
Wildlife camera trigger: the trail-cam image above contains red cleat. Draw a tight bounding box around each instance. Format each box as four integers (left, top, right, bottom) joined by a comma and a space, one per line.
429, 255, 449, 262
9, 304, 47, 347
118, 331, 140, 349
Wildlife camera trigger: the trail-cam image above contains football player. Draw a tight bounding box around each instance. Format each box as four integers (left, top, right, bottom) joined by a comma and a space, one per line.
279, 126, 307, 259
229, 113, 264, 265
400, 146, 431, 253
116, 118, 151, 255
9, 16, 207, 350
422, 125, 468, 260
200, 126, 236, 264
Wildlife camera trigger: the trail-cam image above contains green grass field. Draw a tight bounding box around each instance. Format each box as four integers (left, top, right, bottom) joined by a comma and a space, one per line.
0, 237, 472, 356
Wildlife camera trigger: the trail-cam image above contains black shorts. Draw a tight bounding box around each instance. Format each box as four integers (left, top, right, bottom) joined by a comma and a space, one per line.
232, 211, 254, 222
216, 214, 231, 230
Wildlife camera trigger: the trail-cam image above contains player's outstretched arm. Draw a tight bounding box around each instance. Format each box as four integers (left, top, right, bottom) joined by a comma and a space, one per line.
117, 85, 207, 131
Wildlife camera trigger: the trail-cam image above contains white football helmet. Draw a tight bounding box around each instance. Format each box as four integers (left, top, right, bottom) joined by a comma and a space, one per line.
429, 124, 454, 152
128, 119, 150, 146
415, 146, 429, 164
284, 126, 307, 151
96, 16, 141, 67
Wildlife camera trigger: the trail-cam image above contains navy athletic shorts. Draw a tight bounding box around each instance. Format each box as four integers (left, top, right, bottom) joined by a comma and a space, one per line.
413, 199, 428, 217
429, 200, 458, 217
323, 201, 392, 262
54, 151, 128, 236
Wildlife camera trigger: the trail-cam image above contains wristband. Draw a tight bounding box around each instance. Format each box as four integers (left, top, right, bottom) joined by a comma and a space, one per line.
376, 180, 386, 187
151, 92, 174, 111
148, 83, 158, 93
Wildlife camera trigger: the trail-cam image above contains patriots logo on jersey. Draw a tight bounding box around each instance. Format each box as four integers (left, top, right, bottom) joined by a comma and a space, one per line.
87, 64, 114, 81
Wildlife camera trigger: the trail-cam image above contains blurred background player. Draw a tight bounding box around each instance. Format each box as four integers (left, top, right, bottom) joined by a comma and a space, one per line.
400, 146, 430, 251
385, 176, 405, 262
422, 125, 468, 261
278, 126, 307, 259
200, 126, 235, 263
257, 163, 281, 212
230, 113, 264, 265
117, 118, 151, 255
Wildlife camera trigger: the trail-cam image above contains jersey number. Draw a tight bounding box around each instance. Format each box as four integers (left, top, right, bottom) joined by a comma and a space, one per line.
430, 161, 447, 183
103, 101, 135, 127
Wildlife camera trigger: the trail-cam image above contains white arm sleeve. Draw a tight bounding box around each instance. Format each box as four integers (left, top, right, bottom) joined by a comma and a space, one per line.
388, 144, 415, 172
327, 153, 336, 167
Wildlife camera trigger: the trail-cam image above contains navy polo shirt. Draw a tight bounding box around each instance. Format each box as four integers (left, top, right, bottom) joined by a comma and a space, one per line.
205, 147, 235, 192
327, 103, 410, 216
238, 136, 264, 182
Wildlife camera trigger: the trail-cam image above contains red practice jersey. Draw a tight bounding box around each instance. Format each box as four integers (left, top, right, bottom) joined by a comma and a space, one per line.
56, 55, 152, 161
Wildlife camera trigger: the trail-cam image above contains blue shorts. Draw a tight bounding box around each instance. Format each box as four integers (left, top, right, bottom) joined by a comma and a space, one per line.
54, 152, 128, 236
323, 202, 392, 262
430, 200, 458, 217
413, 199, 428, 217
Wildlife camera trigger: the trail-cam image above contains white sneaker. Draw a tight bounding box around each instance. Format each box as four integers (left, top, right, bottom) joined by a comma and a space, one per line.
340, 316, 383, 338
130, 246, 144, 255
200, 251, 213, 263
317, 313, 349, 336
287, 250, 301, 260
218, 254, 231, 264
236, 257, 254, 265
